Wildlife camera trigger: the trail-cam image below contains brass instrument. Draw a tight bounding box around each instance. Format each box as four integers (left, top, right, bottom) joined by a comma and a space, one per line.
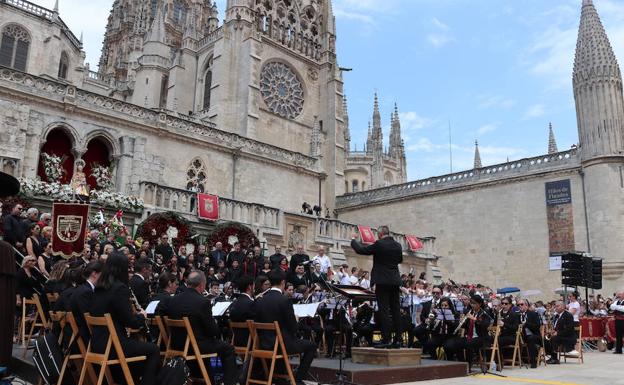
454, 310, 473, 336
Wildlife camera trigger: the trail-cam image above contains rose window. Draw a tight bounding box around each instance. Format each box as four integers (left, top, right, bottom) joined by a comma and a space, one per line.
260, 62, 304, 119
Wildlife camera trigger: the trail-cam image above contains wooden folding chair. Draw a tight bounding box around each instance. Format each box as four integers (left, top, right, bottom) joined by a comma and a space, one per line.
47, 310, 66, 345
164, 316, 217, 385
500, 325, 523, 368
246, 321, 296, 385
148, 315, 169, 359
77, 313, 148, 385
479, 325, 502, 372
559, 325, 584, 364
60, 312, 97, 385
22, 294, 48, 355
46, 292, 60, 309
230, 320, 254, 362
537, 325, 547, 366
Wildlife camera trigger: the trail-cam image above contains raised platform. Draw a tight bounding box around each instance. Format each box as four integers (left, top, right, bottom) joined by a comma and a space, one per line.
351, 347, 421, 366
306, 357, 467, 385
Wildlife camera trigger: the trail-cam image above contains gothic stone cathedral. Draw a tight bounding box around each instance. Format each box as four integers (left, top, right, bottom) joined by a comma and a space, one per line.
0, 0, 622, 296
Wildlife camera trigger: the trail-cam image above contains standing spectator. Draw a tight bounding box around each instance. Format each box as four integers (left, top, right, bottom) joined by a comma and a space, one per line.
37, 213, 51, 233
25, 222, 43, 261
155, 233, 174, 263
253, 245, 263, 263
38, 243, 54, 279
269, 246, 286, 269
289, 244, 310, 273
124, 235, 137, 256
226, 242, 244, 267
312, 246, 331, 274
86, 229, 100, 250
140, 240, 153, 260
241, 251, 258, 278
2, 202, 25, 248
39, 226, 52, 250
349, 267, 359, 285
210, 242, 227, 267
21, 208, 39, 240
337, 263, 351, 285
196, 244, 208, 267
358, 271, 371, 289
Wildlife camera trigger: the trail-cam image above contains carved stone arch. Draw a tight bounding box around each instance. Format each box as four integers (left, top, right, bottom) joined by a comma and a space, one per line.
186, 157, 207, 192
84, 129, 120, 160
40, 121, 83, 154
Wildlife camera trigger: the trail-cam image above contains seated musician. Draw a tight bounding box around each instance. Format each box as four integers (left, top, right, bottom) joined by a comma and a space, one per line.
163, 271, 238, 385
517, 298, 542, 368
89, 252, 160, 385
353, 302, 375, 347
229, 275, 256, 346
497, 297, 521, 348
545, 301, 577, 364
69, 261, 103, 344
320, 299, 353, 358
444, 294, 492, 364
424, 297, 458, 359
54, 267, 83, 312
254, 269, 316, 385
410, 285, 443, 350
151, 272, 178, 315
129, 259, 152, 309
288, 264, 310, 288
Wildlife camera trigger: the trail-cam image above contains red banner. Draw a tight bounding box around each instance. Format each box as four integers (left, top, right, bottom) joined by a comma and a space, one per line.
51, 202, 90, 259
197, 193, 219, 221
406, 235, 424, 251
357, 225, 376, 244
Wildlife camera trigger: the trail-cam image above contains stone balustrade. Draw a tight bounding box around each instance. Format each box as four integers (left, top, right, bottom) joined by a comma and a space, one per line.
198, 28, 224, 49
338, 148, 580, 209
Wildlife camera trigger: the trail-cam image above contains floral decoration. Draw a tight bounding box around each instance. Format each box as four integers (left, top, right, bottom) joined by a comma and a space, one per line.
208, 221, 259, 252
136, 211, 196, 248
91, 163, 114, 191
41, 153, 67, 183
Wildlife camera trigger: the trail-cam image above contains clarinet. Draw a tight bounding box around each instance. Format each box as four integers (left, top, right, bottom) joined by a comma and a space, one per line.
129, 287, 151, 336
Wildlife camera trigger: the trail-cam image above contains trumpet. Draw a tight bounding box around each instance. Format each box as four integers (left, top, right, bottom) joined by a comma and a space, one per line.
454, 310, 473, 335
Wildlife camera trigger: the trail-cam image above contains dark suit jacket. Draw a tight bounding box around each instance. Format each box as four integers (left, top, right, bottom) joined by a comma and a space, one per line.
164, 289, 220, 347
420, 299, 440, 324
269, 253, 286, 269
129, 274, 150, 309
254, 289, 299, 351
70, 282, 94, 343
2, 214, 24, 246
287, 272, 309, 288
155, 244, 174, 263
209, 249, 227, 267
151, 291, 174, 316
351, 237, 403, 286
499, 310, 520, 337
289, 253, 310, 272
229, 294, 255, 346
521, 310, 541, 337
89, 282, 145, 351
553, 310, 575, 338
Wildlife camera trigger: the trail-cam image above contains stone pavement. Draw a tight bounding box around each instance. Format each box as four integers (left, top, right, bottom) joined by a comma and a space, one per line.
393, 352, 623, 385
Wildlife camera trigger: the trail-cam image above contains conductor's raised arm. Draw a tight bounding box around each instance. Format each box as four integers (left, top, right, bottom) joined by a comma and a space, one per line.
350, 237, 376, 255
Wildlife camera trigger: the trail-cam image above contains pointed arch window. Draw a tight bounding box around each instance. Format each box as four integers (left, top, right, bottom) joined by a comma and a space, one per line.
0, 24, 30, 71
58, 52, 69, 79
186, 158, 207, 192
352, 180, 359, 193
203, 70, 212, 110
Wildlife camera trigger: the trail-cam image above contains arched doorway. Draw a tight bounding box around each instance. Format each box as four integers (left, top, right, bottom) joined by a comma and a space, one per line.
83, 137, 112, 190
38, 128, 74, 184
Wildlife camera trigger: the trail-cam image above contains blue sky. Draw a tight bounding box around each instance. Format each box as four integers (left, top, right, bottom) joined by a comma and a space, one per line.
31, 0, 624, 180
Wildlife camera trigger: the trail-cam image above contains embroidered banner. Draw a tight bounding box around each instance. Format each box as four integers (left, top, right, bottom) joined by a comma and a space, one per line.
197, 193, 219, 221
51, 202, 90, 259
406, 235, 424, 251
357, 225, 376, 244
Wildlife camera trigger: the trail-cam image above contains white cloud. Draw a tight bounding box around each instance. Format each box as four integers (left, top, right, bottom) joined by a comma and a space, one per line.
333, 9, 377, 27
477, 94, 516, 109
399, 111, 434, 131
432, 17, 450, 31
477, 122, 500, 135
524, 104, 546, 119
427, 34, 453, 47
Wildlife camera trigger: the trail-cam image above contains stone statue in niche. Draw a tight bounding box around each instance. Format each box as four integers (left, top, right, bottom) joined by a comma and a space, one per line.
70, 159, 89, 196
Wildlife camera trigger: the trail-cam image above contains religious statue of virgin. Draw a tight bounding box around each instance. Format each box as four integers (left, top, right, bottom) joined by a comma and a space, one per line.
70, 159, 89, 196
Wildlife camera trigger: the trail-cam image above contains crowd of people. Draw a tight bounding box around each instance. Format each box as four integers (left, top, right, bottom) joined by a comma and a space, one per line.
2, 200, 624, 384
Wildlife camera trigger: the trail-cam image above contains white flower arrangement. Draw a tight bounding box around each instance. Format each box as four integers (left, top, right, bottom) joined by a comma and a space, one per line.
18, 178, 145, 211
91, 163, 114, 191
41, 153, 66, 183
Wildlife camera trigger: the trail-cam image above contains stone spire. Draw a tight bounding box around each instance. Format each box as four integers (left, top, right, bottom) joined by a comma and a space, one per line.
366, 121, 373, 154
371, 93, 382, 143
343, 95, 350, 152
573, 0, 624, 159
548, 123, 558, 154
146, 3, 166, 43
53, 0, 59, 13
389, 103, 403, 159
474, 140, 482, 169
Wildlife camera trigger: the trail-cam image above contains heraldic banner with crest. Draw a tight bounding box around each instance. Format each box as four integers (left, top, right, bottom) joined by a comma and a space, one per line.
51, 202, 90, 258
197, 193, 219, 221
357, 225, 376, 244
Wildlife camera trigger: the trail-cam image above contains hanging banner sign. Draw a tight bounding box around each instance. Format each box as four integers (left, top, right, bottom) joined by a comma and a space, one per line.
357, 225, 376, 244
197, 193, 219, 221
406, 235, 424, 251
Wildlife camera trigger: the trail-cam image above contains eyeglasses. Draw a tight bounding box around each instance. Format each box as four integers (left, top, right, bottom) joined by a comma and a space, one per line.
502, 302, 510, 305
519, 303, 527, 306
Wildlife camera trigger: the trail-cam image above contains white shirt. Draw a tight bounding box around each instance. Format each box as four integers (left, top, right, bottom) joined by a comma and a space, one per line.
313, 254, 331, 274
339, 272, 351, 285
349, 275, 358, 285
568, 301, 581, 322
359, 278, 371, 289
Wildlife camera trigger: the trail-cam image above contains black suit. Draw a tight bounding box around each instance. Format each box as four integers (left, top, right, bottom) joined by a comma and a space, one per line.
89, 282, 160, 385
546, 310, 577, 356
229, 294, 255, 346
520, 311, 542, 365
287, 272, 309, 288
129, 274, 150, 309
70, 282, 94, 343
498, 310, 521, 348
351, 237, 403, 344
164, 289, 237, 385
289, 253, 310, 273
155, 243, 174, 263
254, 289, 316, 382
209, 249, 227, 267
151, 291, 174, 316
269, 253, 286, 269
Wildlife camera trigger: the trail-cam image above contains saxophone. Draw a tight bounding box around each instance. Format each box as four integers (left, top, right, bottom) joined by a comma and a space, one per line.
454, 310, 472, 336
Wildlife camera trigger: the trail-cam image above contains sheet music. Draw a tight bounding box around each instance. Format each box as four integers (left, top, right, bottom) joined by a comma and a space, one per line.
293, 303, 321, 318
212, 301, 232, 317
435, 309, 454, 320
145, 300, 160, 315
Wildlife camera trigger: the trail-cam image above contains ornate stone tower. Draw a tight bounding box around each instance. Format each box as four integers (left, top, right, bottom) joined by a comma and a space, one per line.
389, 103, 407, 183
573, 0, 624, 284
370, 93, 385, 188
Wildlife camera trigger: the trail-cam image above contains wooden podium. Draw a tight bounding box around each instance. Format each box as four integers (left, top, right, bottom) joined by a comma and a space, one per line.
351, 347, 422, 366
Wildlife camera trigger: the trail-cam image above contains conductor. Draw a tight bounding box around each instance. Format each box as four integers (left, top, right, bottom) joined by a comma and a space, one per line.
351, 225, 403, 348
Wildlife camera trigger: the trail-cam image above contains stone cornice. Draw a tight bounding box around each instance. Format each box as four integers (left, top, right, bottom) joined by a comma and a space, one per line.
337, 149, 581, 211
0, 66, 320, 176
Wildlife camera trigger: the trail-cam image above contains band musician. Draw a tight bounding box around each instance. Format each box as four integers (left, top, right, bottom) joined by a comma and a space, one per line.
496, 297, 520, 348
424, 297, 458, 359
610, 290, 624, 354
254, 270, 316, 385
545, 301, 576, 364
517, 299, 542, 368
444, 294, 492, 365
229, 275, 256, 346
351, 225, 403, 348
